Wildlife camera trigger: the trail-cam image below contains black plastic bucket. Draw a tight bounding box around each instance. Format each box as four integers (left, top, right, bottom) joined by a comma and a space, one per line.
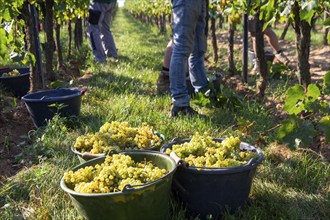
21, 87, 83, 127
0, 67, 30, 97
60, 151, 177, 220
160, 138, 263, 220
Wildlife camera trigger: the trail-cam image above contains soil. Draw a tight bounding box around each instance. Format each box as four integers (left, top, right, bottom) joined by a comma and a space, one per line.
0, 98, 34, 181
210, 33, 330, 163
0, 38, 329, 182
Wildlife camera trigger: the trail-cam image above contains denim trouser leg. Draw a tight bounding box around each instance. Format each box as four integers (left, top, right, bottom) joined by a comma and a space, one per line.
170, 0, 208, 107
189, 1, 208, 93
100, 3, 118, 58
87, 2, 117, 62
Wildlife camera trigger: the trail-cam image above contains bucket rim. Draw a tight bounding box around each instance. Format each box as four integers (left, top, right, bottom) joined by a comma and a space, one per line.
60, 151, 177, 197
21, 87, 83, 102
160, 138, 263, 174
0, 66, 30, 77
0, 72, 30, 79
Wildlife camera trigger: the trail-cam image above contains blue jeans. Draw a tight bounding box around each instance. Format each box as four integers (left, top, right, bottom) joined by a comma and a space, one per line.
170, 0, 209, 107
87, 2, 118, 63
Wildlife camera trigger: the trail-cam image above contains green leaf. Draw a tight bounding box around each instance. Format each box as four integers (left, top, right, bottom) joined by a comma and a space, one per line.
0, 43, 7, 58
283, 84, 305, 115
278, 115, 299, 140
323, 71, 330, 94
0, 28, 6, 41
22, 51, 36, 65
278, 115, 316, 149
296, 119, 316, 147
324, 17, 330, 27
306, 84, 320, 102
3, 8, 11, 21
319, 116, 330, 143
299, 9, 315, 24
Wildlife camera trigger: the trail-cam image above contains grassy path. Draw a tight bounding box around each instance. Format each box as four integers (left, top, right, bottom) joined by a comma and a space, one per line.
0, 8, 329, 220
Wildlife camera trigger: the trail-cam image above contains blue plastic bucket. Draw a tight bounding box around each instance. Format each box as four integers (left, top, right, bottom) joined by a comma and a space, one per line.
21, 87, 83, 127
0, 67, 30, 97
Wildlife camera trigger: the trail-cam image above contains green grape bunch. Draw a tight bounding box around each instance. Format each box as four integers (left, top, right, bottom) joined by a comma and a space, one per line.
1, 69, 20, 77
74, 121, 163, 154
165, 132, 258, 168
64, 154, 168, 193
74, 132, 120, 154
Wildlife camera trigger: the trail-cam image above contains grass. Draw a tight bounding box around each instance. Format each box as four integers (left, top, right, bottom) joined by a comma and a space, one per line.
1, 8, 329, 220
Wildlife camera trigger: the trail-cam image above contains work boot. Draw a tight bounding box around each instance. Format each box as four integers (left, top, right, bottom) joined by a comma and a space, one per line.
275, 51, 290, 65
156, 70, 170, 94
171, 106, 205, 118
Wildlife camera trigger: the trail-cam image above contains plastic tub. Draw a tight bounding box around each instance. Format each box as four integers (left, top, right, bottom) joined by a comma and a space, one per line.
0, 67, 30, 97
60, 151, 177, 220
160, 138, 263, 220
21, 87, 84, 127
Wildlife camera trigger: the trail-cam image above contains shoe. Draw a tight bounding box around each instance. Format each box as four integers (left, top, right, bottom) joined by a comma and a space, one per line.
171, 106, 204, 118
156, 70, 170, 94
275, 52, 290, 65
209, 73, 224, 92
250, 60, 260, 75
95, 59, 106, 64
107, 55, 119, 61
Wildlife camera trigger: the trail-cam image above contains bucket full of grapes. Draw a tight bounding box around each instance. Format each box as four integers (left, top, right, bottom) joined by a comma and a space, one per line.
60, 150, 177, 220
160, 133, 264, 220
0, 67, 30, 97
71, 121, 165, 163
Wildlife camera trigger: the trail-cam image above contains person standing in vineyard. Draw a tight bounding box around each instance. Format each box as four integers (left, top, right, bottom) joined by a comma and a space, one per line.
169, 0, 210, 117
156, 39, 174, 93
87, 0, 118, 63
156, 39, 194, 95
248, 16, 290, 74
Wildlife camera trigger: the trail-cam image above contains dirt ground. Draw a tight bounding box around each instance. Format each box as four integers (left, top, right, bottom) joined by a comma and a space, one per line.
0, 98, 34, 181
0, 41, 329, 182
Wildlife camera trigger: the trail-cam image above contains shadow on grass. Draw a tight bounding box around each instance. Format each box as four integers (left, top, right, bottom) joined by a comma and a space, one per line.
245, 182, 330, 219
88, 71, 154, 96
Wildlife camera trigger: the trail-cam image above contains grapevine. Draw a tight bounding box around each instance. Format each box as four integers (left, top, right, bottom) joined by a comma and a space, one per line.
64, 154, 168, 193
165, 132, 258, 168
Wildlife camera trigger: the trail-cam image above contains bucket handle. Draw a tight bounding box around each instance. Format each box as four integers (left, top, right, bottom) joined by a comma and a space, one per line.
41, 95, 50, 100
169, 137, 182, 144
122, 183, 146, 192
246, 157, 257, 166
80, 149, 117, 159
169, 152, 188, 168
81, 152, 101, 160
154, 131, 165, 143
80, 88, 88, 95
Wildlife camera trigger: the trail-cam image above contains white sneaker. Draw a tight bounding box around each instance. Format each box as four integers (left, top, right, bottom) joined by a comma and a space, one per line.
275, 52, 290, 65
250, 60, 260, 75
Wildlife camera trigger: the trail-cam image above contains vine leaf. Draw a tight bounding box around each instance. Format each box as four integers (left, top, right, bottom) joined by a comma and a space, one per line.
323, 71, 330, 94
3, 8, 11, 22
277, 115, 316, 149
283, 84, 305, 115
305, 84, 321, 112
324, 17, 330, 27
306, 84, 320, 102
319, 116, 330, 143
